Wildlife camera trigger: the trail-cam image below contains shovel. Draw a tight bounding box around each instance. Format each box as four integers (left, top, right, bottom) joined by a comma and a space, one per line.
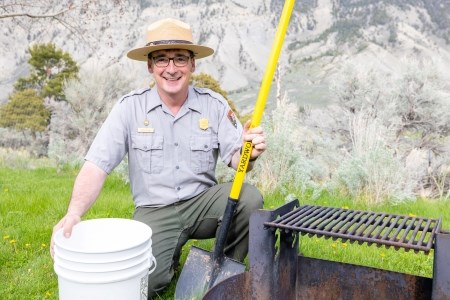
175, 1, 295, 299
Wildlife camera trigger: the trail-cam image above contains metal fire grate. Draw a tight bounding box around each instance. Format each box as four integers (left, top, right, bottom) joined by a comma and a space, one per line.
264, 205, 442, 253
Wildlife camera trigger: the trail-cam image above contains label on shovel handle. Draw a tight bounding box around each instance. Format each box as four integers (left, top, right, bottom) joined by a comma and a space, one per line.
230, 141, 253, 200
237, 142, 252, 173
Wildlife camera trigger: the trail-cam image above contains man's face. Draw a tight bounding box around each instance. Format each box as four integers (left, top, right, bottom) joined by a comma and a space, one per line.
147, 49, 195, 100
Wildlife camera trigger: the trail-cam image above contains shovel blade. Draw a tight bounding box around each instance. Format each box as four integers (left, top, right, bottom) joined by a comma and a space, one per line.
175, 246, 246, 300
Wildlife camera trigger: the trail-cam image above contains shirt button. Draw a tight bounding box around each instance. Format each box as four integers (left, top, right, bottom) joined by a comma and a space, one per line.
176, 166, 180, 169
204, 145, 208, 148
174, 142, 179, 146
177, 187, 181, 191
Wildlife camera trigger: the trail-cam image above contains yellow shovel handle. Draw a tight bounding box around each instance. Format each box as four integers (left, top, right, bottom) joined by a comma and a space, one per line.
229, 0, 295, 200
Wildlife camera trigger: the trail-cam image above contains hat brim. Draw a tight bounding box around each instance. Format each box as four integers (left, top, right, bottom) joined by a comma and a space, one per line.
127, 44, 214, 61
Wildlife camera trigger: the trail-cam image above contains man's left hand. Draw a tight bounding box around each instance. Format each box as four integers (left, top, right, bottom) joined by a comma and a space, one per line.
242, 120, 267, 161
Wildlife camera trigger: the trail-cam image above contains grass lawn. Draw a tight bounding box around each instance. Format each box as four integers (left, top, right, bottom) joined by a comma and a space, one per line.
1, 166, 449, 299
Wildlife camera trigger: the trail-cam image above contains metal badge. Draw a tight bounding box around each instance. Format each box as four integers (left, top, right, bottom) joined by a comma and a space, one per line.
199, 118, 209, 130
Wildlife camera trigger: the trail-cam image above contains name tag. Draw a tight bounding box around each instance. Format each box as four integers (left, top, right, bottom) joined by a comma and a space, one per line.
137, 127, 154, 133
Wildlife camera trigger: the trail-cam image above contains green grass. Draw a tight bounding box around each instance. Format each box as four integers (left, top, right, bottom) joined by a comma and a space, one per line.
1, 167, 449, 299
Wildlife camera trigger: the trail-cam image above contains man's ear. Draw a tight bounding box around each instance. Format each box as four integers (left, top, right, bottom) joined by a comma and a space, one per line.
191, 58, 196, 73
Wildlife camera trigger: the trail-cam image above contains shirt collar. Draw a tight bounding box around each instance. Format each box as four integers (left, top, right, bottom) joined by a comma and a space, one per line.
147, 88, 163, 113
146, 86, 202, 114
185, 86, 202, 113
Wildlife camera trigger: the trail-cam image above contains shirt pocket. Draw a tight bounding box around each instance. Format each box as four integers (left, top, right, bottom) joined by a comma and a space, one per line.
131, 134, 164, 174
190, 135, 219, 174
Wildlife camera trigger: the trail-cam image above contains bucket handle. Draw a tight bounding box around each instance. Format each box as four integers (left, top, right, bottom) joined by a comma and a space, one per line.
148, 256, 157, 275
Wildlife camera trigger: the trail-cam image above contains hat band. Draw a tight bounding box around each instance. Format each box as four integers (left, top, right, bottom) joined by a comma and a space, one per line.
146, 40, 193, 46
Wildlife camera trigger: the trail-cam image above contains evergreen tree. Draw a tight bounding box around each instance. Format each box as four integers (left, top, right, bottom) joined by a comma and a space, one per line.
0, 89, 51, 139
14, 43, 79, 101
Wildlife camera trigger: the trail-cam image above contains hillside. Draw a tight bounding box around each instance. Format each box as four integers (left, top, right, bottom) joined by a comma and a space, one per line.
1, 0, 449, 111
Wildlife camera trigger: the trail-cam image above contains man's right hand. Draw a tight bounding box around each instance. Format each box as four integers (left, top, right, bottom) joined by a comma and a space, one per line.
50, 214, 81, 259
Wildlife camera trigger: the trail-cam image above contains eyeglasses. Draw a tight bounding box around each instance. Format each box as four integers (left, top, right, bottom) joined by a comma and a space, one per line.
151, 55, 192, 67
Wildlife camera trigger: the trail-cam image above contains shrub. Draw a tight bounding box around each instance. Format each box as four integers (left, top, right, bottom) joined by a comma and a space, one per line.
246, 92, 324, 199
327, 57, 450, 203
48, 66, 133, 169
332, 113, 416, 205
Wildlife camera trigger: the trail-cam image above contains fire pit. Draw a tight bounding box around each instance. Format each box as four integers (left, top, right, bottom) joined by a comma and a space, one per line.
204, 200, 449, 300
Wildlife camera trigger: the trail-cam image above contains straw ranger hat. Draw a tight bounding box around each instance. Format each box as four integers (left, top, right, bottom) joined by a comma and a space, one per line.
127, 18, 214, 61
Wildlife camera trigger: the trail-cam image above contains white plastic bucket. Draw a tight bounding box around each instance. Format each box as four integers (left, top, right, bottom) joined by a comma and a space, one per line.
53, 218, 156, 300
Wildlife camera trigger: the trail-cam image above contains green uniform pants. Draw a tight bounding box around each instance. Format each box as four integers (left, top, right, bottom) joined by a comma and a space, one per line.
133, 182, 263, 299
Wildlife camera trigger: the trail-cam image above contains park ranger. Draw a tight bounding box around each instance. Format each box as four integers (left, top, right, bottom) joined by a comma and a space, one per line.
50, 18, 266, 299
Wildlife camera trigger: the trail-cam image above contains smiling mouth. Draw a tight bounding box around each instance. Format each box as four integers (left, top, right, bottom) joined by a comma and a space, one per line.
164, 76, 180, 81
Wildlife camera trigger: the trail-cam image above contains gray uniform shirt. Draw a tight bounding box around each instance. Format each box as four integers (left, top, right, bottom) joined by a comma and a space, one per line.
85, 86, 243, 207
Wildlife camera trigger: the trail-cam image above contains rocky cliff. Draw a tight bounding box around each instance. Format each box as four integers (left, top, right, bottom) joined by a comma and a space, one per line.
1, 0, 449, 110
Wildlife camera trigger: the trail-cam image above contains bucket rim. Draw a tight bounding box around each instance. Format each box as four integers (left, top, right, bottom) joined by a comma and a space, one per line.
54, 218, 152, 254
